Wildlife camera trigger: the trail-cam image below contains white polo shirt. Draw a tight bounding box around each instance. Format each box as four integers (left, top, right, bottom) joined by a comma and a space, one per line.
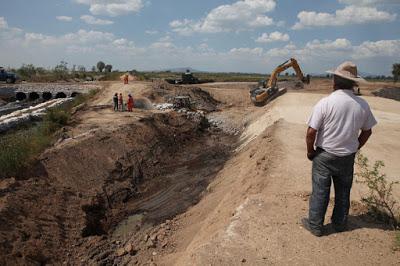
307, 89, 377, 156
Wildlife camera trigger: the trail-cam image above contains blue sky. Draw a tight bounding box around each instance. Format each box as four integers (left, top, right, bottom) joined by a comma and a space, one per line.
0, 0, 399, 74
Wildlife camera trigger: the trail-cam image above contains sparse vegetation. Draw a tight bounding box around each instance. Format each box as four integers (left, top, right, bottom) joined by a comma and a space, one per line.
356, 153, 400, 229
0, 89, 99, 178
395, 231, 400, 250
393, 63, 400, 82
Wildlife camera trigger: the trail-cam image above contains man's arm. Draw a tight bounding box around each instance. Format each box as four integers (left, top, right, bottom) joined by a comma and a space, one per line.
358, 129, 372, 150
306, 127, 317, 161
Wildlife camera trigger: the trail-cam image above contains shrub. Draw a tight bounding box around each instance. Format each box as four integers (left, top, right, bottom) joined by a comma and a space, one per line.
356, 153, 400, 229
0, 126, 52, 177
0, 89, 99, 178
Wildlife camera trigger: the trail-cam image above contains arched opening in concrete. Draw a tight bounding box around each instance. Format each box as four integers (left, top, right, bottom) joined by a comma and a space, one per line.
55, 92, 67, 99
71, 92, 80, 98
28, 92, 40, 101
42, 92, 52, 101
16, 92, 27, 101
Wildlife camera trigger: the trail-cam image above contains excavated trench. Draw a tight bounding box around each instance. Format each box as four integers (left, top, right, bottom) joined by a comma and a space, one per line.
0, 111, 237, 265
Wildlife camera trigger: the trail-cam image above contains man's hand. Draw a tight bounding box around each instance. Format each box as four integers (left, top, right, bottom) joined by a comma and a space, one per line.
306, 127, 318, 161
358, 129, 372, 150
307, 150, 317, 161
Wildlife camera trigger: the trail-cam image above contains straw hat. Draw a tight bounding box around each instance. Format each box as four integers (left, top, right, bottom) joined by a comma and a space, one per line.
326, 61, 367, 83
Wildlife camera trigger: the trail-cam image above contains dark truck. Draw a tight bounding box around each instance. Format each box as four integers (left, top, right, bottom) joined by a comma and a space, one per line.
166, 70, 213, 85
0, 67, 17, 83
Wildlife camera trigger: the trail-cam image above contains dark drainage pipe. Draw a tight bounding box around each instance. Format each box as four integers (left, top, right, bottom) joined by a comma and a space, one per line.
55, 92, 67, 99
42, 92, 52, 101
16, 92, 27, 101
71, 92, 80, 98
28, 92, 40, 101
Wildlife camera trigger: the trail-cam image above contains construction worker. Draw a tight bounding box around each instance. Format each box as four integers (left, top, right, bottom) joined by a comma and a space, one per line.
302, 61, 377, 237
113, 93, 118, 111
127, 94, 134, 112
118, 93, 124, 112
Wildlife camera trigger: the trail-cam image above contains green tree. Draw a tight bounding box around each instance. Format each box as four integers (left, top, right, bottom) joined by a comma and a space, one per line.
97, 61, 105, 72
105, 64, 113, 73
392, 63, 400, 82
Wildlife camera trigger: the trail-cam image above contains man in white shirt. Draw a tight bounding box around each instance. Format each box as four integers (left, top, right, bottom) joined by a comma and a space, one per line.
302, 62, 377, 237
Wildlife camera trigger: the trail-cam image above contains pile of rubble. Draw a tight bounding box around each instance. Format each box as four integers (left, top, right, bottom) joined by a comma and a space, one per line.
154, 103, 174, 111
112, 218, 177, 265
208, 116, 241, 136
152, 103, 240, 135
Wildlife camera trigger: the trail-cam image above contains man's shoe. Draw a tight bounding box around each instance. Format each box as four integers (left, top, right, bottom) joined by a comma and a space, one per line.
301, 218, 323, 237
332, 223, 347, 232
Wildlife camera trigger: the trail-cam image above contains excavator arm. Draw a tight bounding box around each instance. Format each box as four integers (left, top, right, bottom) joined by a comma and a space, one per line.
267, 58, 309, 88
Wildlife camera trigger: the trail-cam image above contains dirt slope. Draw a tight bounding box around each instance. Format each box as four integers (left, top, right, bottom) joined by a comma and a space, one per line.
158, 92, 400, 265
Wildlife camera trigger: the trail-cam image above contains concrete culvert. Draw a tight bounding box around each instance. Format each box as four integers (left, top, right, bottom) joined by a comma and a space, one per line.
16, 92, 27, 101
28, 92, 40, 101
71, 92, 80, 98
133, 98, 154, 110
42, 92, 52, 101
55, 92, 67, 99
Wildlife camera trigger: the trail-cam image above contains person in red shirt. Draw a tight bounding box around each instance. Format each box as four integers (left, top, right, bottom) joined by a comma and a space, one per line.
127, 94, 134, 112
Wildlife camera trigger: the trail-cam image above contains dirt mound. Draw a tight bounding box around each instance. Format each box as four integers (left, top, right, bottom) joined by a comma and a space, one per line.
0, 112, 234, 265
146, 81, 220, 112
372, 87, 400, 101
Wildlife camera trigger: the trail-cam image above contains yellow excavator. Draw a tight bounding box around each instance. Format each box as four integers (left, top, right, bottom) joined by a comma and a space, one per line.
250, 58, 310, 105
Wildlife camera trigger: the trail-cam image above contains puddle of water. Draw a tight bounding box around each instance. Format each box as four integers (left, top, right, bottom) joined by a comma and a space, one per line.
112, 213, 144, 239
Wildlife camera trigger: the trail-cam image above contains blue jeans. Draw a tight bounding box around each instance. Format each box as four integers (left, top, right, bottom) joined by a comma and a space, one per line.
309, 149, 356, 231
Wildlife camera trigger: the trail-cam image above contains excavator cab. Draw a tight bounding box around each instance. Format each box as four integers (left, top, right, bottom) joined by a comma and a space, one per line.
250, 58, 310, 105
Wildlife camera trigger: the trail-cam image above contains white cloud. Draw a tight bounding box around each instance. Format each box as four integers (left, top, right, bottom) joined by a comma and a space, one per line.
145, 30, 159, 35
305, 38, 353, 51
229, 47, 264, 56
22, 29, 117, 47
170, 0, 276, 35
74, 0, 145, 17
354, 39, 400, 58
339, 0, 400, 5
150, 36, 176, 50
80, 15, 114, 25
293, 5, 396, 29
0, 17, 8, 28
256, 31, 289, 43
56, 16, 73, 22
266, 38, 400, 62
0, 17, 23, 40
